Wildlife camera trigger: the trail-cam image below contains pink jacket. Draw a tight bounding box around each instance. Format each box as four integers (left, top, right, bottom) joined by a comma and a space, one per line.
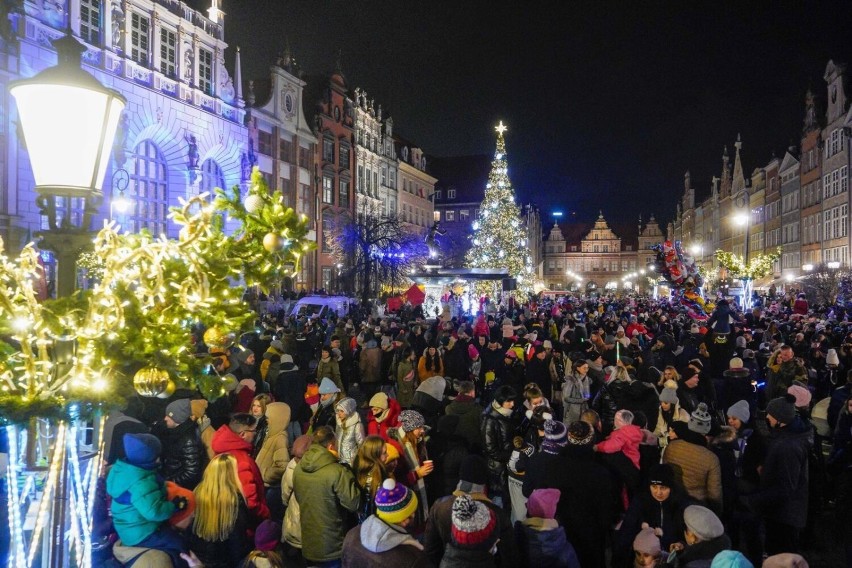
595, 424, 642, 469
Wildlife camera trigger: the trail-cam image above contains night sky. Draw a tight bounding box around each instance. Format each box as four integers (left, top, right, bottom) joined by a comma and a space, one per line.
201, 1, 852, 227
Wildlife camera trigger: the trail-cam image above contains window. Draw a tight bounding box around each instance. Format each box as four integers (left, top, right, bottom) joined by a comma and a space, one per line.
323, 137, 335, 163
323, 176, 334, 204
446, 210, 455, 221
366, 168, 372, 193
322, 267, 333, 289
130, 13, 150, 65
128, 140, 168, 236
339, 180, 349, 205
257, 131, 273, 156
159, 28, 177, 77
447, 189, 456, 199
842, 166, 849, 194
200, 159, 224, 193
198, 48, 213, 95
80, 0, 102, 45
459, 210, 469, 221
358, 166, 364, 192
298, 184, 312, 217
279, 138, 293, 163
339, 145, 350, 169
322, 211, 334, 253
381, 166, 387, 186
298, 144, 312, 169
389, 170, 396, 189
279, 177, 292, 207
373, 171, 378, 194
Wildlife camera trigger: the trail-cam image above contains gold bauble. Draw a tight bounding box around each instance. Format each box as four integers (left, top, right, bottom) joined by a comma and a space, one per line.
156, 379, 176, 400
263, 232, 282, 252
133, 366, 171, 398
203, 326, 233, 350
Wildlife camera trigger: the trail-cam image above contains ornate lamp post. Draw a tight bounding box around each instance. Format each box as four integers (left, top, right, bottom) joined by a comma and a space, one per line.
9, 31, 125, 567
11, 33, 126, 297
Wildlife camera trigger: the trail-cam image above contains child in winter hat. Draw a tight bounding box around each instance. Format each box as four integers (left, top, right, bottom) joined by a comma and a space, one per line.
633, 526, 664, 567
519, 488, 582, 568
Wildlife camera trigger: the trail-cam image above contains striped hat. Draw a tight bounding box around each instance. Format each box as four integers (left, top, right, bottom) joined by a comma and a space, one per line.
375, 478, 418, 525
450, 494, 498, 550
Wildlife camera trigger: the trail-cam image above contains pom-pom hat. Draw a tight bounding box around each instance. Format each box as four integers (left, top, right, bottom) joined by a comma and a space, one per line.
375, 478, 418, 524
766, 394, 797, 424
688, 402, 713, 435
450, 494, 498, 550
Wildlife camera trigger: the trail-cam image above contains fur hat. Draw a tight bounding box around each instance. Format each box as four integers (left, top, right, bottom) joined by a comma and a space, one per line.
368, 392, 389, 410
729, 357, 744, 370
254, 520, 282, 551
165, 399, 191, 425
787, 385, 812, 409
123, 433, 161, 470
318, 377, 340, 394
526, 488, 559, 519
398, 410, 427, 432
766, 394, 797, 425
633, 526, 662, 556
375, 478, 418, 525
567, 420, 594, 446
727, 400, 751, 424
450, 494, 498, 550
459, 455, 489, 485
683, 504, 724, 540
659, 387, 679, 404
688, 402, 713, 435
826, 348, 840, 366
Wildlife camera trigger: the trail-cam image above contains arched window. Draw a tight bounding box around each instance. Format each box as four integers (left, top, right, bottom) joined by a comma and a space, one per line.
200, 158, 225, 193
128, 140, 168, 236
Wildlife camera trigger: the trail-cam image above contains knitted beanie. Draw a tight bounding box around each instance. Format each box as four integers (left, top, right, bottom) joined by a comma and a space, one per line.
729, 357, 744, 370
688, 402, 713, 435
526, 488, 559, 519
450, 494, 498, 550
761, 553, 809, 568
398, 410, 427, 433
688, 358, 704, 371
254, 520, 282, 551
468, 344, 479, 359
727, 400, 750, 424
318, 377, 340, 394
633, 526, 661, 556
541, 420, 568, 454
165, 399, 191, 425
647, 463, 675, 488
123, 433, 161, 470
368, 392, 389, 410
659, 387, 679, 404
710, 550, 755, 568
787, 385, 812, 408
291, 434, 313, 459
766, 394, 797, 425
684, 504, 724, 540
375, 478, 418, 525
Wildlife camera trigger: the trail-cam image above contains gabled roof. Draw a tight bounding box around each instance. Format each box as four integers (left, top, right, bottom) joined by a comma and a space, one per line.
779, 150, 800, 174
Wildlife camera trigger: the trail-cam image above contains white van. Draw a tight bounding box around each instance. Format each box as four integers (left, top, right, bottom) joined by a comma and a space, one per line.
289, 295, 357, 319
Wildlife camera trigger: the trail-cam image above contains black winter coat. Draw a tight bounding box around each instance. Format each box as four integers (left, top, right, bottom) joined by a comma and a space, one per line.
616, 486, 689, 565
525, 356, 552, 400
159, 420, 205, 489
274, 366, 310, 424
186, 500, 251, 568
481, 405, 515, 494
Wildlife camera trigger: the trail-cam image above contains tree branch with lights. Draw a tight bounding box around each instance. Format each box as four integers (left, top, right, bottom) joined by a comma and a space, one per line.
714, 247, 781, 281
0, 167, 314, 423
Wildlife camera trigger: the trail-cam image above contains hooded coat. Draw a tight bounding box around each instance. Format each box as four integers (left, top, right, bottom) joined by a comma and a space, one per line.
106, 459, 176, 546
293, 443, 361, 562
255, 402, 291, 485
515, 517, 582, 568
211, 425, 270, 521
367, 396, 402, 441
445, 394, 483, 451
396, 357, 419, 408
317, 356, 343, 392
335, 399, 366, 466
360, 342, 383, 383
342, 515, 432, 568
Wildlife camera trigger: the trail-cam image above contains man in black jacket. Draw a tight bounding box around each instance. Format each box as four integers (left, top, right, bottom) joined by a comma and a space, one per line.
159, 398, 205, 489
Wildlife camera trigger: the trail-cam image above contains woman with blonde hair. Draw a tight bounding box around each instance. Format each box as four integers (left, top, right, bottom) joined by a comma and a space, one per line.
188, 454, 251, 568
352, 436, 390, 522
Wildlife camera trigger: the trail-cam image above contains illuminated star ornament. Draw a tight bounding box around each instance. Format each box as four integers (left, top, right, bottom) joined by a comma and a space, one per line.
495, 120, 508, 135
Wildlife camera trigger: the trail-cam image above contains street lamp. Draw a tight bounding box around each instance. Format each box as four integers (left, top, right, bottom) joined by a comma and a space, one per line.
11, 33, 126, 297
732, 189, 752, 308
9, 31, 125, 567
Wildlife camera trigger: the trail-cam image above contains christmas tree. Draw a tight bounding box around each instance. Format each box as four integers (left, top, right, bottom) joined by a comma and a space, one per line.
466, 121, 534, 292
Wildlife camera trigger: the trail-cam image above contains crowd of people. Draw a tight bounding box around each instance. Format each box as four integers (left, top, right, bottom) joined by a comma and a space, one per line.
95, 290, 852, 568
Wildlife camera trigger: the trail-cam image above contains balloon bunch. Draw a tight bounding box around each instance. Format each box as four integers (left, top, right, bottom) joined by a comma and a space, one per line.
650, 240, 703, 289
677, 287, 710, 321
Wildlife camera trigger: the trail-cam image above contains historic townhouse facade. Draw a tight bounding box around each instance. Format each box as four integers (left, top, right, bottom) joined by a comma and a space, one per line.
779, 149, 801, 276
395, 139, 436, 233
0, 0, 247, 291
800, 89, 823, 267
247, 50, 319, 290
821, 61, 850, 266
352, 88, 396, 216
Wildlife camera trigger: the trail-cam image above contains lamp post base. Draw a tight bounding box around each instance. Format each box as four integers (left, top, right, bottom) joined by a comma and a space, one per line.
36, 230, 94, 297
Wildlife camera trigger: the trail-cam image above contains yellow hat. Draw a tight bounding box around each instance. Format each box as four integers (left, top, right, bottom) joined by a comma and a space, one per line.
375, 478, 418, 525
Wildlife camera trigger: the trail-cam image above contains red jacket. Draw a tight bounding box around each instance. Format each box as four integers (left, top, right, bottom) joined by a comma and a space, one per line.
793, 298, 809, 315
211, 425, 270, 522
595, 424, 643, 469
366, 397, 401, 441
